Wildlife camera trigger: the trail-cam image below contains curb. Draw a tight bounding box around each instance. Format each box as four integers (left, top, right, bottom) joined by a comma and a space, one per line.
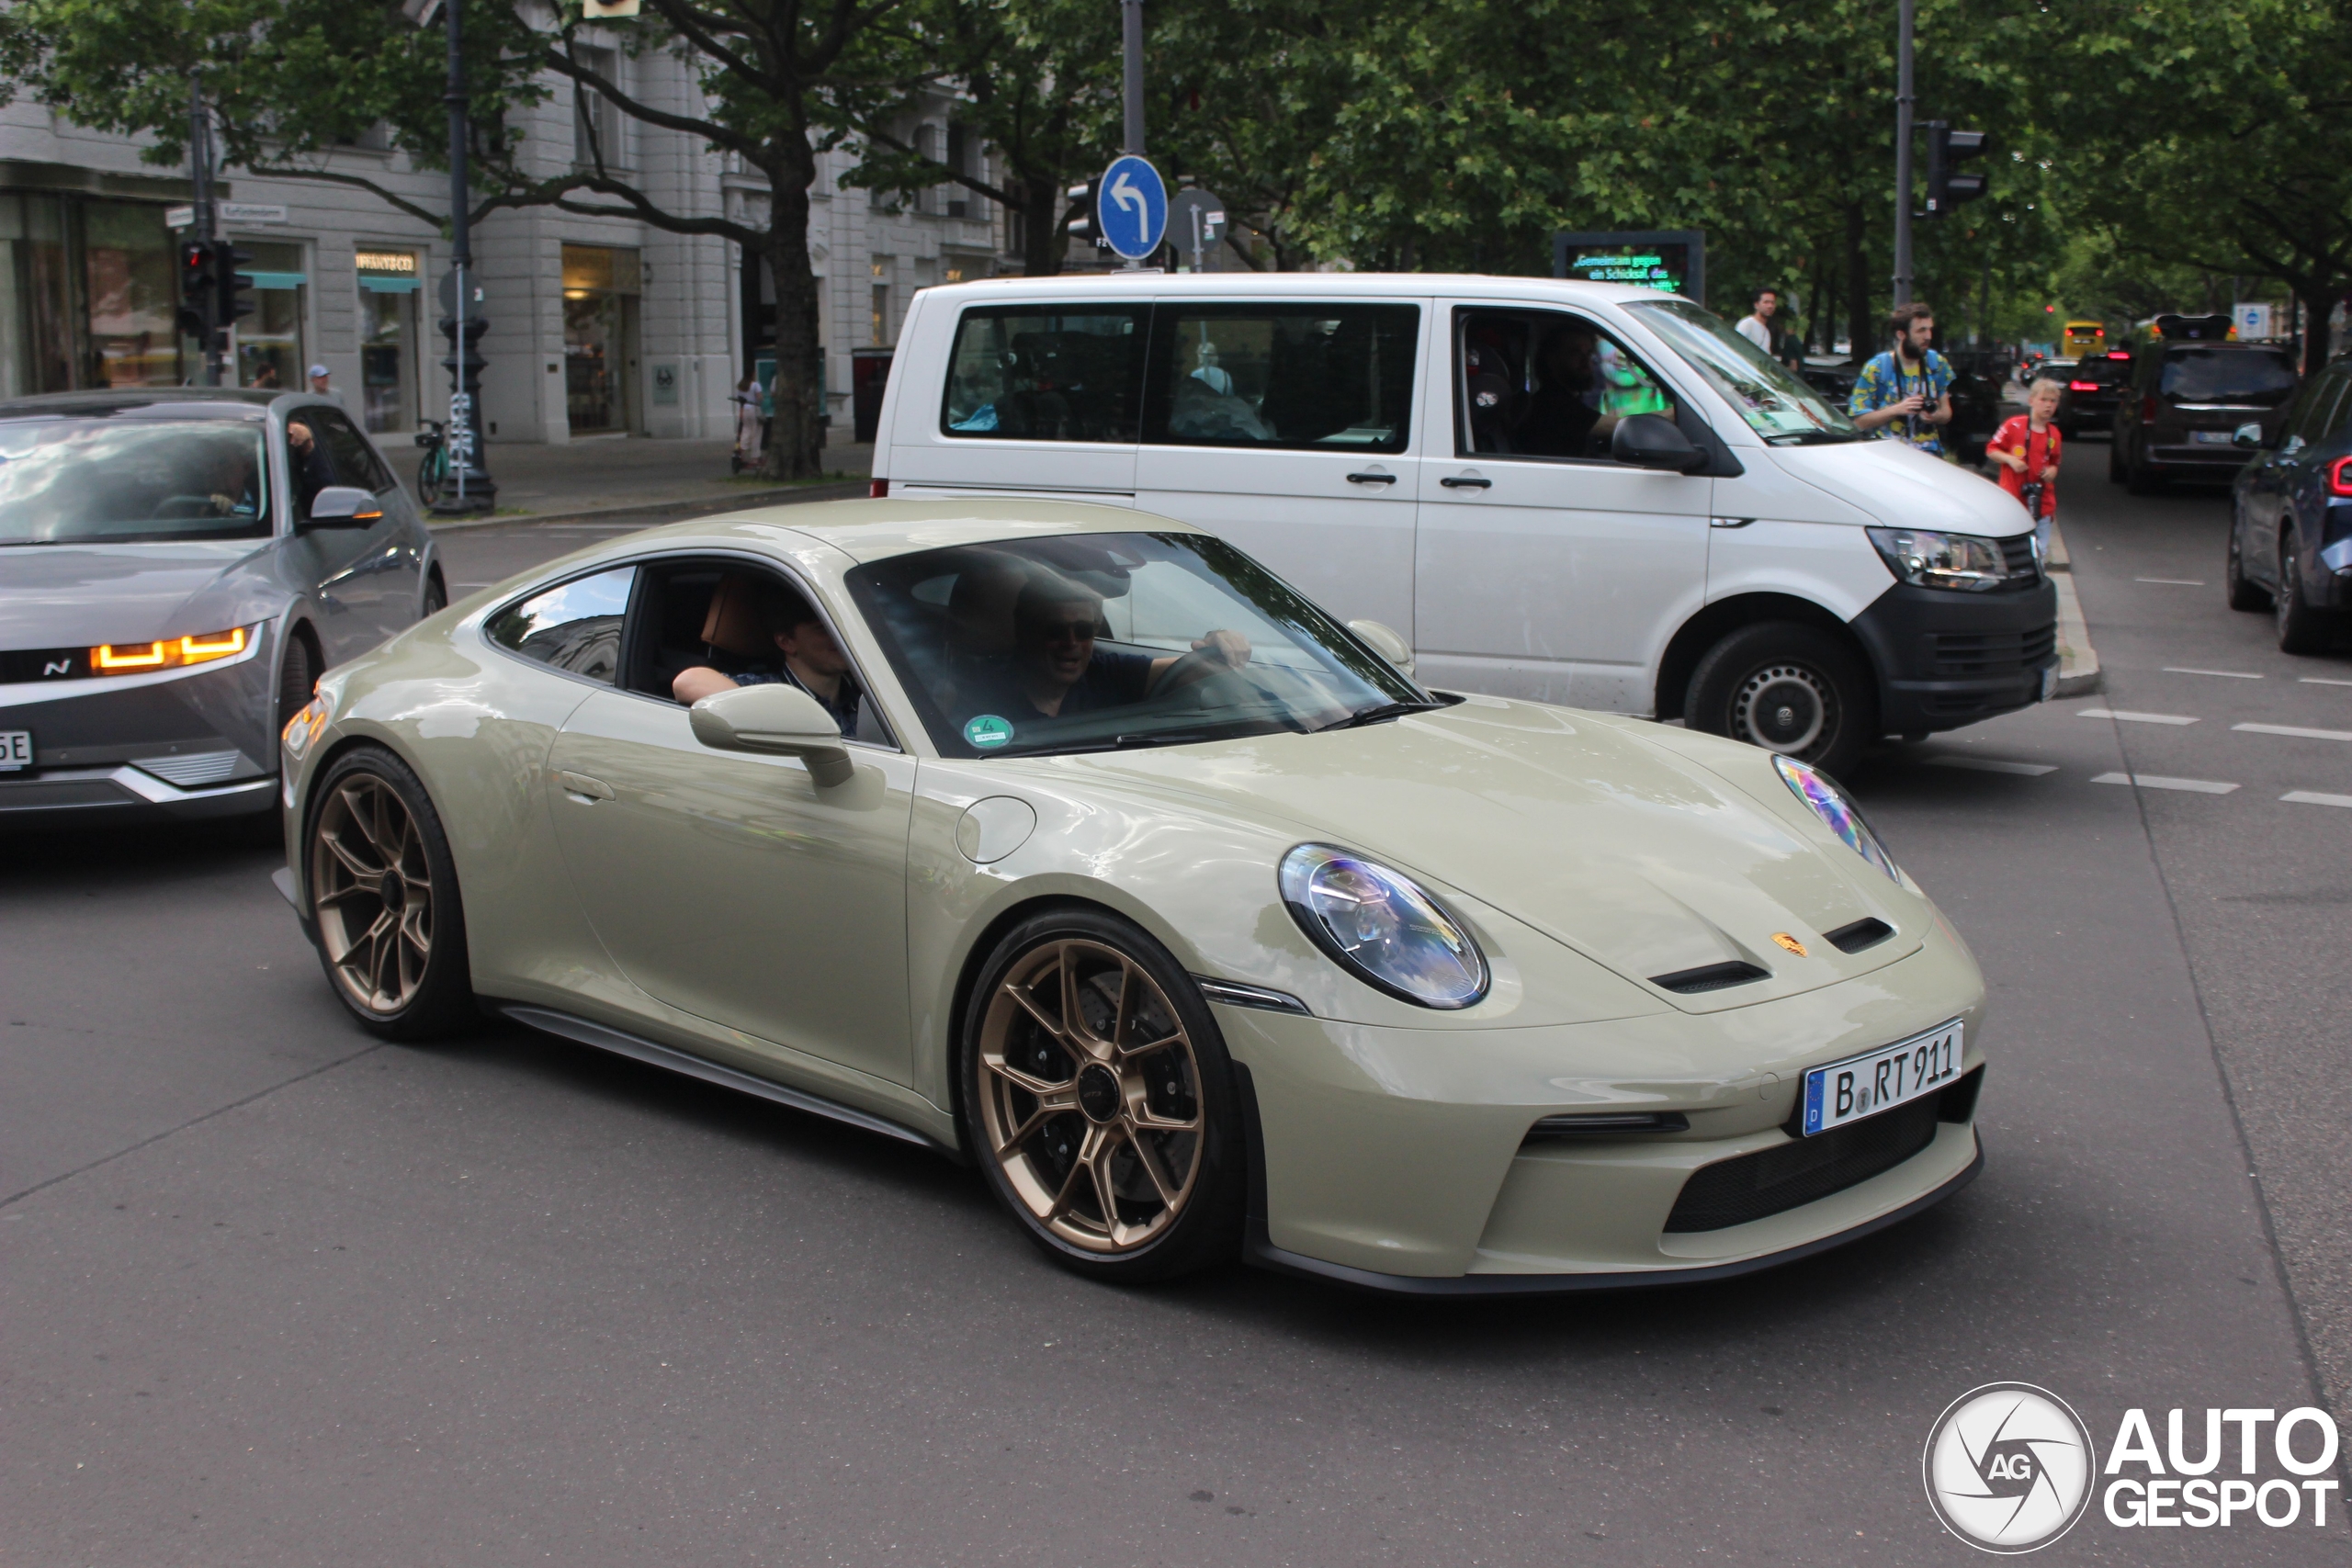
2046, 526, 2102, 696
426, 477, 867, 532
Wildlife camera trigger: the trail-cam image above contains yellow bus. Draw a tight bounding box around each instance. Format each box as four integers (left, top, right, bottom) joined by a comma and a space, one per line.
2061, 320, 2108, 357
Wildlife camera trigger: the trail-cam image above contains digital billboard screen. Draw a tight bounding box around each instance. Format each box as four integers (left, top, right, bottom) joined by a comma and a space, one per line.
1551, 230, 1705, 305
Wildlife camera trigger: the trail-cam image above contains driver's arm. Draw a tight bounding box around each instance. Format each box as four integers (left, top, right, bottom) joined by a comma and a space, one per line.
1144, 628, 1250, 694
673, 667, 739, 704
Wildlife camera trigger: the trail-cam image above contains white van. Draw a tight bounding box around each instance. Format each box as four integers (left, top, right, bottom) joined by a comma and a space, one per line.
869, 274, 2055, 775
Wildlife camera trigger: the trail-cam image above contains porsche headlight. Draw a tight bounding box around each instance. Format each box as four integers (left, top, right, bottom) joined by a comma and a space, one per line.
1865, 526, 2018, 592
1772, 754, 1902, 883
1279, 843, 1489, 1009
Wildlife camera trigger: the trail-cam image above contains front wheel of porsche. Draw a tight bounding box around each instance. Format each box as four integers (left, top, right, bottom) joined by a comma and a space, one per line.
305, 745, 477, 1041
961, 908, 1245, 1283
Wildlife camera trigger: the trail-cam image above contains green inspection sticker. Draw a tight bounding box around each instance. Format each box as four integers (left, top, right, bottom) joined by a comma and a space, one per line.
963, 714, 1014, 750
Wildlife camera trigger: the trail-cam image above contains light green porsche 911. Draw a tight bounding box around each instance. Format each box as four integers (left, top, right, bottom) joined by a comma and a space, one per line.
278, 499, 1986, 1294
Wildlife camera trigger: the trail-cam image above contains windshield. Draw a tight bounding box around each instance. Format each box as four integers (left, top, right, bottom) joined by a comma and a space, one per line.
2162, 348, 2298, 403
0, 417, 272, 545
1626, 299, 1860, 444
847, 531, 1429, 759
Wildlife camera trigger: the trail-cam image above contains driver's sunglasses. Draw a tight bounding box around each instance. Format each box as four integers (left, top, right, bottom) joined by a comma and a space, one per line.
1033, 618, 1098, 645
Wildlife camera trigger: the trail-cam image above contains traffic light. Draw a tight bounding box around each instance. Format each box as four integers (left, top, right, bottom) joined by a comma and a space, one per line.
175, 240, 215, 338
1923, 122, 1990, 217
212, 241, 254, 328
1065, 178, 1102, 247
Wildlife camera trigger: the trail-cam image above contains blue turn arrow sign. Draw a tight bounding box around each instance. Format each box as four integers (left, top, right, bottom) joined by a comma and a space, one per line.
1097, 154, 1167, 261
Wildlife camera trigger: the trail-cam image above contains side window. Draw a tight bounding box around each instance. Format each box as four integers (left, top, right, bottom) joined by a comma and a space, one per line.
310, 407, 392, 491
2281, 371, 2340, 447
1454, 310, 1677, 461
1140, 305, 1419, 453
2308, 372, 2351, 444
487, 566, 634, 683
940, 304, 1148, 442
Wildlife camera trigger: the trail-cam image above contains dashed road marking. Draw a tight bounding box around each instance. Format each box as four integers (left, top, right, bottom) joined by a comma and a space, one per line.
2233, 722, 2352, 742
1928, 756, 2058, 776
2135, 577, 2207, 586
2164, 667, 2262, 679
2078, 707, 2199, 725
2299, 676, 2352, 688
2282, 790, 2352, 808
2092, 773, 2240, 795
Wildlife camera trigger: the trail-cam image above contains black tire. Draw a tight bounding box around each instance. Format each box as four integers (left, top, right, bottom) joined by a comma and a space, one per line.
2109, 439, 2126, 483
275, 629, 317, 738
959, 905, 1246, 1285
416, 453, 445, 509
1685, 621, 1876, 780
303, 744, 477, 1041
2276, 536, 2332, 655
2125, 449, 2164, 495
2225, 512, 2269, 611
421, 571, 447, 619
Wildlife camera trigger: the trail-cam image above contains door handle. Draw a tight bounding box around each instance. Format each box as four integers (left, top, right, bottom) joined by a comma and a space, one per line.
1346, 470, 1397, 485
1709, 516, 1758, 529
1440, 475, 1492, 490
557, 770, 615, 802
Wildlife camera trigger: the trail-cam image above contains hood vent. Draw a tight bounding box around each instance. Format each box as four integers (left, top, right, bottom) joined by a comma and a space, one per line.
1823, 917, 1895, 954
1648, 960, 1770, 995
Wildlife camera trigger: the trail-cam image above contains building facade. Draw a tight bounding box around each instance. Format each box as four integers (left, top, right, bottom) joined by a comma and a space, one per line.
0, 51, 1011, 447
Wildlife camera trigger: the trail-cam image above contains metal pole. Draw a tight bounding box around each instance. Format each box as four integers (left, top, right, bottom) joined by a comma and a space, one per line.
1893, 0, 1916, 307
437, 0, 495, 513
189, 73, 221, 386
1122, 0, 1145, 156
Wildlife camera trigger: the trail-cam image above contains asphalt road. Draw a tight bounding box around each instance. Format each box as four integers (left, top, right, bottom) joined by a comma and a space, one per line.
4, 479, 2347, 1565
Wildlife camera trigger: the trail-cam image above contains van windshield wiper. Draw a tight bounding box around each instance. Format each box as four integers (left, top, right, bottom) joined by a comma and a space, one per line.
1314, 699, 1447, 732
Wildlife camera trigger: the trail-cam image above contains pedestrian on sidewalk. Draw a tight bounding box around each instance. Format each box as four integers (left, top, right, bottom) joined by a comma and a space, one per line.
1987, 374, 2064, 558
731, 373, 763, 467
1736, 289, 1780, 355
1849, 302, 1954, 456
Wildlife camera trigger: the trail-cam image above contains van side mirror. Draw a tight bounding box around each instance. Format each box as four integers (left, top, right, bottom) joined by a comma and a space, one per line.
302, 485, 384, 529
1612, 413, 1706, 473
1346, 618, 1415, 677
689, 682, 854, 786
2233, 421, 2264, 449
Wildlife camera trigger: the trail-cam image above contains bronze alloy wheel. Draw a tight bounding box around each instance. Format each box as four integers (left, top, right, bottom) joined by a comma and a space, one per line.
975, 938, 1206, 1256
311, 771, 437, 1016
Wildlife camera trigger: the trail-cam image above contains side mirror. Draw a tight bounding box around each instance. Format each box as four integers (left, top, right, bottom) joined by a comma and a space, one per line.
1611, 412, 1706, 473
2233, 421, 2264, 449
689, 682, 854, 786
1346, 618, 1415, 677
303, 485, 383, 529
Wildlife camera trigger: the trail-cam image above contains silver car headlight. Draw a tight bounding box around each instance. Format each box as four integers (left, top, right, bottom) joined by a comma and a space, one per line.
1865, 526, 2019, 592
1279, 843, 1489, 1009
1772, 754, 1902, 883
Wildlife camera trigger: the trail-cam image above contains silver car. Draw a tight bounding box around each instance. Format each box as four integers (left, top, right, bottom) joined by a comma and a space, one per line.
0, 389, 443, 823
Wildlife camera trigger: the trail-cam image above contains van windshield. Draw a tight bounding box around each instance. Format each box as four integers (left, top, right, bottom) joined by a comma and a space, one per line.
1626, 299, 1860, 444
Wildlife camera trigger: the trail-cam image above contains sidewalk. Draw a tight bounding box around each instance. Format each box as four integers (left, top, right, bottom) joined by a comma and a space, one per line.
426, 435, 874, 527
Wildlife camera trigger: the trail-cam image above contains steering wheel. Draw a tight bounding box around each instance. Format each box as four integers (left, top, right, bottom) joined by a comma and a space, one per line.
153, 494, 219, 519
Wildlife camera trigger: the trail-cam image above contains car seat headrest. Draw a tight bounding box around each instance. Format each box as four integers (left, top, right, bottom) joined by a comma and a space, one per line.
700, 570, 773, 656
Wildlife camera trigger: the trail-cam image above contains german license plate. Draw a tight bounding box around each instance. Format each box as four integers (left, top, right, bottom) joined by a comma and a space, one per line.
1800, 1021, 1963, 1136
0, 730, 29, 772
2190, 429, 2234, 445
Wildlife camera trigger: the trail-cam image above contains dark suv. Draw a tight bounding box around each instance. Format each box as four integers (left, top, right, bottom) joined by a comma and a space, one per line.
2228, 353, 2352, 651
2057, 351, 2131, 435
2112, 341, 2299, 491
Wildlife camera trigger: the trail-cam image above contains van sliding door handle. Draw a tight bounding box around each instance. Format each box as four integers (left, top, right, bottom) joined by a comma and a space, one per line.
1440, 475, 1492, 490
1346, 470, 1397, 485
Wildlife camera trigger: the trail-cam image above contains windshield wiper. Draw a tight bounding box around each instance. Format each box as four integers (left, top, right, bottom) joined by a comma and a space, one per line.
1314, 699, 1447, 732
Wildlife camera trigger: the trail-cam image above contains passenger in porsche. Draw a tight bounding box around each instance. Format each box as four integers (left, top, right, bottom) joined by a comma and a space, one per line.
673, 579, 864, 736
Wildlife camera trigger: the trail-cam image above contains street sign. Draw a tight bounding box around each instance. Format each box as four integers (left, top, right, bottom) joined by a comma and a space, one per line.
165, 205, 195, 231
2234, 303, 2274, 341
1096, 154, 1167, 262
1168, 187, 1228, 272
436, 267, 486, 321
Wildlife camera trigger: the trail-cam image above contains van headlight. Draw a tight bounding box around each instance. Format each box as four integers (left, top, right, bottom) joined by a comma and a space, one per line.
1280, 844, 1489, 1009
1772, 755, 1902, 883
1866, 526, 2018, 592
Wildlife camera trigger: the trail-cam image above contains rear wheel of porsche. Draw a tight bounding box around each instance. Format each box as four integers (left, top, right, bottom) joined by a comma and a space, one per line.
962, 908, 1244, 1283
306, 745, 477, 1041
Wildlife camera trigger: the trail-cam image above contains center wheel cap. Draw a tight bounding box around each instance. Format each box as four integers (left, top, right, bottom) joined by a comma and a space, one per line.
1076, 1064, 1123, 1123
379, 876, 405, 915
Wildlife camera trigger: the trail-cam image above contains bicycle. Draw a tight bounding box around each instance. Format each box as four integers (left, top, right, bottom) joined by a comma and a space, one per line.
413, 421, 449, 507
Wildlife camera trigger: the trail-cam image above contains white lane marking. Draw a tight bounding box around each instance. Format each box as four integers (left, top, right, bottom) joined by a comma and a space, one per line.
2233, 721, 2352, 741
2135, 577, 2207, 585
2282, 790, 2352, 808
2078, 707, 2199, 725
2299, 676, 2352, 687
2164, 667, 2262, 679
2092, 772, 2240, 795
1928, 756, 2058, 776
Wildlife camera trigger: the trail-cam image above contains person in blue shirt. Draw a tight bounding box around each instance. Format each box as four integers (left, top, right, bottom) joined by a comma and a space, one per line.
992, 572, 1250, 722
673, 592, 863, 736
1849, 301, 1955, 456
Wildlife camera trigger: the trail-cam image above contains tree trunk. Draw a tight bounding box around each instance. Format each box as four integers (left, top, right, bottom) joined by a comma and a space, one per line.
1845, 201, 1874, 363
1019, 175, 1068, 276
760, 154, 826, 481
2293, 278, 2340, 374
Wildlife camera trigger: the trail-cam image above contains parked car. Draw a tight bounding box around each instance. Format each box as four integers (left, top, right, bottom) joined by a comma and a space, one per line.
869, 275, 2056, 779
1797, 355, 1860, 404
0, 389, 443, 823
278, 498, 1988, 1292
2227, 352, 2352, 652
2056, 351, 2132, 436
1941, 350, 2008, 467
2112, 340, 2300, 492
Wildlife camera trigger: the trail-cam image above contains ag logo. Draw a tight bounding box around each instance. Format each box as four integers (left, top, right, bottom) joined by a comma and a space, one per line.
1923, 1382, 2094, 1552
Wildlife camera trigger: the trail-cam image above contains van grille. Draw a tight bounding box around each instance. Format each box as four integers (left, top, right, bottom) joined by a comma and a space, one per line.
1999, 536, 2039, 581
1930, 622, 2057, 678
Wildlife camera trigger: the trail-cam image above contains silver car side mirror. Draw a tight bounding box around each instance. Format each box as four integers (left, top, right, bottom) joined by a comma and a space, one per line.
2233, 421, 2264, 449
1348, 618, 1416, 677
303, 485, 383, 528
689, 682, 854, 786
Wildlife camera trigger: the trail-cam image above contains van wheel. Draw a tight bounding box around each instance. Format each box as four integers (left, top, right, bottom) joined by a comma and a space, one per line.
1686, 623, 1874, 780
2225, 513, 2269, 611
2276, 538, 2333, 655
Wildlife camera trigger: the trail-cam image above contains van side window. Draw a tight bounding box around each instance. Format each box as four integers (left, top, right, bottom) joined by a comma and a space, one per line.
1139, 305, 1419, 453
940, 304, 1148, 442
486, 566, 635, 683
1454, 310, 1677, 461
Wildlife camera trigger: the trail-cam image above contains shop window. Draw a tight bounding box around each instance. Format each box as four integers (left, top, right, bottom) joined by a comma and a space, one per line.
562, 243, 640, 434
357, 249, 423, 433
233, 241, 308, 391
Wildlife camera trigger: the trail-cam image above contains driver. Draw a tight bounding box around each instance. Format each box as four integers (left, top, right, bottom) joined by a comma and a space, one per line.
204, 442, 262, 516
995, 571, 1250, 721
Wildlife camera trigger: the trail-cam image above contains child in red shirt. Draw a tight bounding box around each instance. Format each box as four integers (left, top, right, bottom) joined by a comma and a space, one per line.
1987, 376, 2063, 557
